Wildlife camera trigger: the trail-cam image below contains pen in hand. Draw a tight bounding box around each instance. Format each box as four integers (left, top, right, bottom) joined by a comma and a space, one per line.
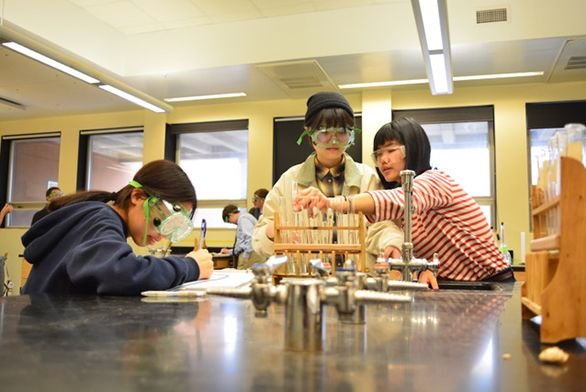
199, 219, 207, 249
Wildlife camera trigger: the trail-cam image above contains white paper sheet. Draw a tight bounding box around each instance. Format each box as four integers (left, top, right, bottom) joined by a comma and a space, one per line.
174, 269, 254, 290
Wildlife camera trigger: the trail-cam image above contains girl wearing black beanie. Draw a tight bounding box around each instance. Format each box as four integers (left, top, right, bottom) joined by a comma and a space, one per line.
252, 91, 404, 267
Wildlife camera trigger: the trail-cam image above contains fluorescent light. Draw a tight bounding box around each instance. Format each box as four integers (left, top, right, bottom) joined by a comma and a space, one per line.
419, 0, 443, 50
99, 85, 166, 113
2, 40, 169, 113
2, 42, 100, 84
164, 92, 247, 103
339, 79, 428, 89
429, 53, 449, 93
454, 71, 544, 81
411, 0, 453, 95
338, 71, 544, 90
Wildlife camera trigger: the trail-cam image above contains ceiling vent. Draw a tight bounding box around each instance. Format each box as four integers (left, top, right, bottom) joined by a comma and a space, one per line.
256, 60, 338, 97
476, 8, 508, 24
565, 56, 586, 70
547, 38, 586, 83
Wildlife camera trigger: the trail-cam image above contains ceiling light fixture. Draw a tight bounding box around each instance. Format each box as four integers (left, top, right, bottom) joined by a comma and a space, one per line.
339, 79, 429, 89
339, 71, 544, 90
411, 0, 453, 95
454, 71, 544, 81
99, 85, 166, 113
2, 41, 100, 84
164, 92, 247, 103
1, 22, 171, 113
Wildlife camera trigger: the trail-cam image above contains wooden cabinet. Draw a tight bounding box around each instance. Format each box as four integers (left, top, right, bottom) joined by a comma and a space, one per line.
522, 157, 586, 343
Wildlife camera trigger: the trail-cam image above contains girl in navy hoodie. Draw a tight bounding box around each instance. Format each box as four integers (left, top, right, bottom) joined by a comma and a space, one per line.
22, 160, 213, 295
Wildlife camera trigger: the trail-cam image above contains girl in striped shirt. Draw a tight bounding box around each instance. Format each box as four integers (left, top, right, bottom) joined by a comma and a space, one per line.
294, 118, 514, 289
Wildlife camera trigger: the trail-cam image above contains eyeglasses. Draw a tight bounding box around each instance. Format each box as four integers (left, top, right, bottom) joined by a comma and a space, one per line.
310, 126, 355, 147
371, 145, 406, 162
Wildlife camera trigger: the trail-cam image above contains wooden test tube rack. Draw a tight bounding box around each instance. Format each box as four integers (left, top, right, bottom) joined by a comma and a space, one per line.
273, 211, 367, 277
522, 156, 586, 343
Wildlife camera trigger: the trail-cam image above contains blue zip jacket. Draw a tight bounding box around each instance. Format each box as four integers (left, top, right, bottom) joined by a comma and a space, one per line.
21, 201, 200, 295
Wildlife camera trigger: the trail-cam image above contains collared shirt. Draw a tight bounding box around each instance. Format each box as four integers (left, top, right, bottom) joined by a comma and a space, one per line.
233, 212, 258, 259
314, 155, 345, 197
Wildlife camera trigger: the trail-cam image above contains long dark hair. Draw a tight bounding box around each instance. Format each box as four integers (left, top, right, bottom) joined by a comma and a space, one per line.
373, 117, 432, 189
49, 160, 197, 217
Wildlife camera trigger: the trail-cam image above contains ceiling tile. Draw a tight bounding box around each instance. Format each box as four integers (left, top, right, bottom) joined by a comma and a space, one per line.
84, 1, 158, 30
192, 0, 260, 17
134, 0, 205, 22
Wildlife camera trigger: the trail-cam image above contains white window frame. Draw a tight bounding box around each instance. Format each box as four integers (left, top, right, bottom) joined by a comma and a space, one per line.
393, 106, 497, 227
167, 120, 249, 229
1, 133, 61, 227
79, 127, 144, 191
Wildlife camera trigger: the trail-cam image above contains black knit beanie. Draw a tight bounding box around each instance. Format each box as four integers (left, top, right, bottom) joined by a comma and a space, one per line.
304, 92, 353, 123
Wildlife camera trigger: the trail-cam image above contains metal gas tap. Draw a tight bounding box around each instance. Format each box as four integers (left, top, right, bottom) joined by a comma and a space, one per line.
207, 256, 413, 351
383, 170, 439, 282
325, 268, 367, 324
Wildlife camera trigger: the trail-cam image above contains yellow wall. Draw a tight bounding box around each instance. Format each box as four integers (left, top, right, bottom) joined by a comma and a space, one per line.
1, 81, 585, 290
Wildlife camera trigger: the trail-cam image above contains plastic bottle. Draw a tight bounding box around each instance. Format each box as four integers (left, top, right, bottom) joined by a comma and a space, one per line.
499, 222, 512, 265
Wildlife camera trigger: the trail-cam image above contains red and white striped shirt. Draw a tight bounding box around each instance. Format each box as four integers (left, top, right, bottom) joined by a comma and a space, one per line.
367, 170, 508, 281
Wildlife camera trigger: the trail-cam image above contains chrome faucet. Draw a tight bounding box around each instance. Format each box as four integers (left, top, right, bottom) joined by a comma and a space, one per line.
327, 268, 366, 324
283, 278, 325, 351
207, 255, 413, 351
249, 255, 288, 317
383, 170, 439, 282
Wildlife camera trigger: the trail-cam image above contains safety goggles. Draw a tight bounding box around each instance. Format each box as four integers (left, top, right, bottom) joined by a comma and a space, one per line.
129, 180, 194, 244
146, 198, 194, 242
370, 145, 406, 162
48, 190, 64, 199
223, 208, 239, 223
296, 126, 358, 147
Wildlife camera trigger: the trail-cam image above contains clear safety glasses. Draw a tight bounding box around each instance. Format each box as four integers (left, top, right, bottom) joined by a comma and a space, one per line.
370, 145, 406, 163
310, 126, 355, 148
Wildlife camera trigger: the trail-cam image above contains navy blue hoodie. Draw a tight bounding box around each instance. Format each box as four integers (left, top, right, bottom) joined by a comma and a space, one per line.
22, 201, 200, 295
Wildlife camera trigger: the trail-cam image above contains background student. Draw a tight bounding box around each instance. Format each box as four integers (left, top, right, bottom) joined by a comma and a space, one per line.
221, 204, 262, 269
31, 186, 64, 224
248, 188, 268, 220
1, 203, 13, 226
